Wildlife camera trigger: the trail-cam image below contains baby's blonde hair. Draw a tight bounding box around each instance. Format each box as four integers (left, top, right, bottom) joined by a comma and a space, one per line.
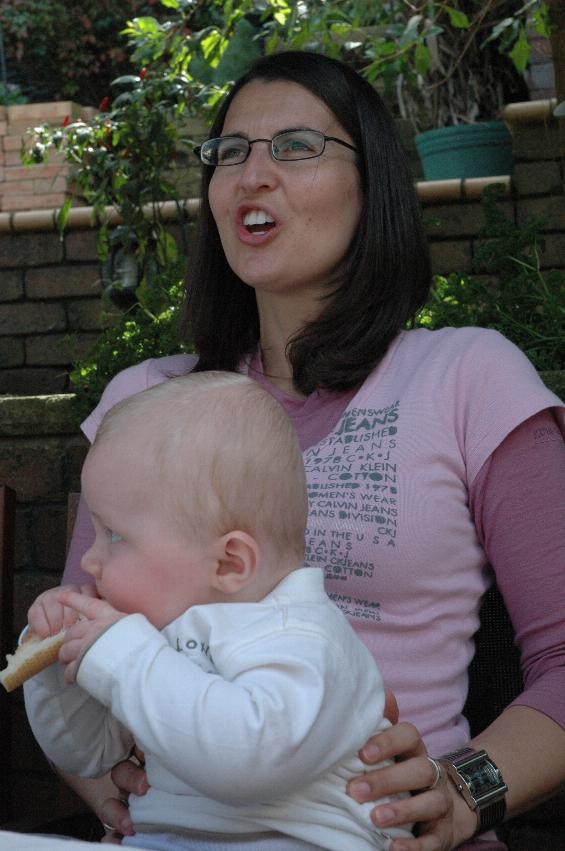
93, 372, 307, 565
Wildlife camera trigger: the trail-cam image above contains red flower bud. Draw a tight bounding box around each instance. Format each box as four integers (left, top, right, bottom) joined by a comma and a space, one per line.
98, 96, 110, 112
140, 67, 148, 80
62, 115, 71, 128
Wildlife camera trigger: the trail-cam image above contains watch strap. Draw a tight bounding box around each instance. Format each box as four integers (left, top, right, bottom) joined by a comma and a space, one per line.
440, 747, 507, 837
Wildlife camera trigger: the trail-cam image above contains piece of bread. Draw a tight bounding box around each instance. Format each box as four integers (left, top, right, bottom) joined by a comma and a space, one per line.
0, 628, 65, 692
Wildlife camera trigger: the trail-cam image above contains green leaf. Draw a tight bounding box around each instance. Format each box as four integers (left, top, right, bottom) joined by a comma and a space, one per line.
56, 197, 73, 239
445, 8, 470, 29
509, 27, 531, 73
414, 42, 430, 76
160, 0, 180, 8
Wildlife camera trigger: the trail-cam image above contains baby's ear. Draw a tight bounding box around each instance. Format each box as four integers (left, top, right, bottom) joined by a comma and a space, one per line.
212, 531, 259, 595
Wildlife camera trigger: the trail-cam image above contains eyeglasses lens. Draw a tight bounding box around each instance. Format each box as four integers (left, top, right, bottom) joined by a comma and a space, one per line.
201, 130, 325, 165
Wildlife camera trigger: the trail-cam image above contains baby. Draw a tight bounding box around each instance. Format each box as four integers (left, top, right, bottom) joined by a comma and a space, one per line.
24, 371, 411, 851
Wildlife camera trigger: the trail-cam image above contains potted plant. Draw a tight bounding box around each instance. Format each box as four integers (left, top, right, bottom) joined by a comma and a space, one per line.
268, 1, 552, 180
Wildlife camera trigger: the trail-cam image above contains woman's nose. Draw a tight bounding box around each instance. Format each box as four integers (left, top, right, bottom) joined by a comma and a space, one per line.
238, 142, 279, 191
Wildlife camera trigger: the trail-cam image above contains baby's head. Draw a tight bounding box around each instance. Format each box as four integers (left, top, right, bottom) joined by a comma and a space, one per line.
81, 372, 307, 624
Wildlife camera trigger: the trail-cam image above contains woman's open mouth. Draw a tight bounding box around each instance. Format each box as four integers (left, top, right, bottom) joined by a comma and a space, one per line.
243, 209, 276, 234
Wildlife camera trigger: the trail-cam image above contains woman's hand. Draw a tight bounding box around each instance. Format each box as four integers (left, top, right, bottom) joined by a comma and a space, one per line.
347, 722, 476, 851
99, 748, 149, 844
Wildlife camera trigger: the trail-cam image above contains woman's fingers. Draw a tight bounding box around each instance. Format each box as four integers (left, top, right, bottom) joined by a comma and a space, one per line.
358, 721, 426, 766
349, 752, 439, 803
99, 796, 134, 839
110, 756, 150, 798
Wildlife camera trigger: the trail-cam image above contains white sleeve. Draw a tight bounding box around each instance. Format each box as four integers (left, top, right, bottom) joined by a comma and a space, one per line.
24, 660, 134, 778
77, 613, 382, 804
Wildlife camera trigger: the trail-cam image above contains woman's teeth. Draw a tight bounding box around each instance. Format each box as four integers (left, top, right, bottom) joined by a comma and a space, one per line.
243, 210, 275, 233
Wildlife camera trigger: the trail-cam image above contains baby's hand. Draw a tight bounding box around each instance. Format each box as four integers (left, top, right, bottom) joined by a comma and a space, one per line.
56, 590, 126, 683
27, 583, 97, 639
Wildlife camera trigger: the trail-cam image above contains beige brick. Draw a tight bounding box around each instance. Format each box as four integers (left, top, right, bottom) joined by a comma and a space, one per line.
0, 302, 65, 335
64, 229, 100, 262
0, 269, 23, 300
0, 336, 24, 368
0, 439, 66, 501
517, 196, 565, 231
0, 121, 7, 136
0, 231, 63, 267
25, 332, 99, 365
429, 239, 473, 275
423, 202, 514, 238
28, 504, 69, 573
512, 125, 561, 161
513, 161, 562, 196
539, 234, 565, 268
0, 394, 77, 436
0, 366, 69, 395
67, 300, 106, 331
26, 264, 101, 298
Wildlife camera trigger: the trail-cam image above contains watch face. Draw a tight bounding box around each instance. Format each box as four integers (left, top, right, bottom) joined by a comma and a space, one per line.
460, 761, 501, 798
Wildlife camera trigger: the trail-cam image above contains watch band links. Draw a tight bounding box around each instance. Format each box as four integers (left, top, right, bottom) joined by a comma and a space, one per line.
439, 747, 508, 838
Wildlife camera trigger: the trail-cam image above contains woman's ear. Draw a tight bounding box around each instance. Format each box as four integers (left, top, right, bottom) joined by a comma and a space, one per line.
212, 531, 259, 595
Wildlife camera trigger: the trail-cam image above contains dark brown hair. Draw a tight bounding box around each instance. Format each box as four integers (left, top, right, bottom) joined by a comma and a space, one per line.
183, 50, 431, 395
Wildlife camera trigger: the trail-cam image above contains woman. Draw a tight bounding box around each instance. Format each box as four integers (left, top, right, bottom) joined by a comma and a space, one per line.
33, 51, 565, 850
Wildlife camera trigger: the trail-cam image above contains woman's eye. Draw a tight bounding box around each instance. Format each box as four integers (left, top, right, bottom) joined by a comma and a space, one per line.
109, 531, 123, 544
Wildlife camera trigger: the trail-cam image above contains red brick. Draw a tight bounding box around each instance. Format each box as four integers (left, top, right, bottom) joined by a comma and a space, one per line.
517, 196, 565, 231
1, 193, 69, 212
26, 264, 101, 298
1, 180, 35, 194
5, 163, 70, 181
2, 135, 25, 152
33, 176, 69, 194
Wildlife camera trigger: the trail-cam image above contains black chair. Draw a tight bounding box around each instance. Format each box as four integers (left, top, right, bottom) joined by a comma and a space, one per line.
464, 577, 565, 849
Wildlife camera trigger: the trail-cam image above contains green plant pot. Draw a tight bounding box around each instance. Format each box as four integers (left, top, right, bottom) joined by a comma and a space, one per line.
415, 121, 513, 181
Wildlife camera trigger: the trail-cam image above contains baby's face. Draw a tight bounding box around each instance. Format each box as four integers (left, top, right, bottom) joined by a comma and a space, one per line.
79, 439, 216, 629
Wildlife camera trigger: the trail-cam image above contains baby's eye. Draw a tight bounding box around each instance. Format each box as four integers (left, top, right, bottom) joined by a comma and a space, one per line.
109, 531, 123, 544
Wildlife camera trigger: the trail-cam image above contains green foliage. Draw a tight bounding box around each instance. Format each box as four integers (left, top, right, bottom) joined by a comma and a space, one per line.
412, 188, 565, 371
0, 82, 28, 106
0, 0, 159, 105
264, 1, 550, 130
69, 269, 191, 424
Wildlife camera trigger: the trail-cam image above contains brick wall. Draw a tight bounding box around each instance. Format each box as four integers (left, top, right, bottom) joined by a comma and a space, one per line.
0, 102, 563, 398
0, 102, 96, 214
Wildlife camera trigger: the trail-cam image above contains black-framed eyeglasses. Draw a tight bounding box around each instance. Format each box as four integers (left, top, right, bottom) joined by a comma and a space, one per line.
194, 129, 357, 166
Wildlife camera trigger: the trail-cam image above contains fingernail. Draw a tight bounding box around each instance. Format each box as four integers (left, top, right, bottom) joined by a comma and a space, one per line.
137, 779, 150, 795
120, 818, 134, 836
373, 805, 395, 826
361, 743, 381, 762
349, 780, 371, 802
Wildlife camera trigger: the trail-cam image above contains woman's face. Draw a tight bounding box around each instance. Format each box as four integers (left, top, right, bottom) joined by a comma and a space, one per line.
208, 80, 362, 301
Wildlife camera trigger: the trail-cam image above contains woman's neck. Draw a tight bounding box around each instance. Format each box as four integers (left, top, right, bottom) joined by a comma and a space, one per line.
256, 291, 319, 398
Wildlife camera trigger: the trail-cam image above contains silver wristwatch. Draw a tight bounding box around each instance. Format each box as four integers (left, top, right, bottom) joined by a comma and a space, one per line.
439, 747, 508, 836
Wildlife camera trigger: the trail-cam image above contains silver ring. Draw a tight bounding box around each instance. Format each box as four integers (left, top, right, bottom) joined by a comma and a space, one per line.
101, 822, 114, 832
426, 756, 442, 790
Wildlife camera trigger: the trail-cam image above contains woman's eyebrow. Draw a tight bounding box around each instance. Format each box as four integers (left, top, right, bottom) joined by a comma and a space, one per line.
220, 126, 320, 138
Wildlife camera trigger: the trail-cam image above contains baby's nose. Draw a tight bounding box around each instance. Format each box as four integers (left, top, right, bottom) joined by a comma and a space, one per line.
80, 550, 102, 578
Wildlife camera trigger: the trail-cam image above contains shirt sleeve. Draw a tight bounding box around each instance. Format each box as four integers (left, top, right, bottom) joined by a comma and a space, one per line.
470, 408, 565, 730
76, 612, 382, 804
